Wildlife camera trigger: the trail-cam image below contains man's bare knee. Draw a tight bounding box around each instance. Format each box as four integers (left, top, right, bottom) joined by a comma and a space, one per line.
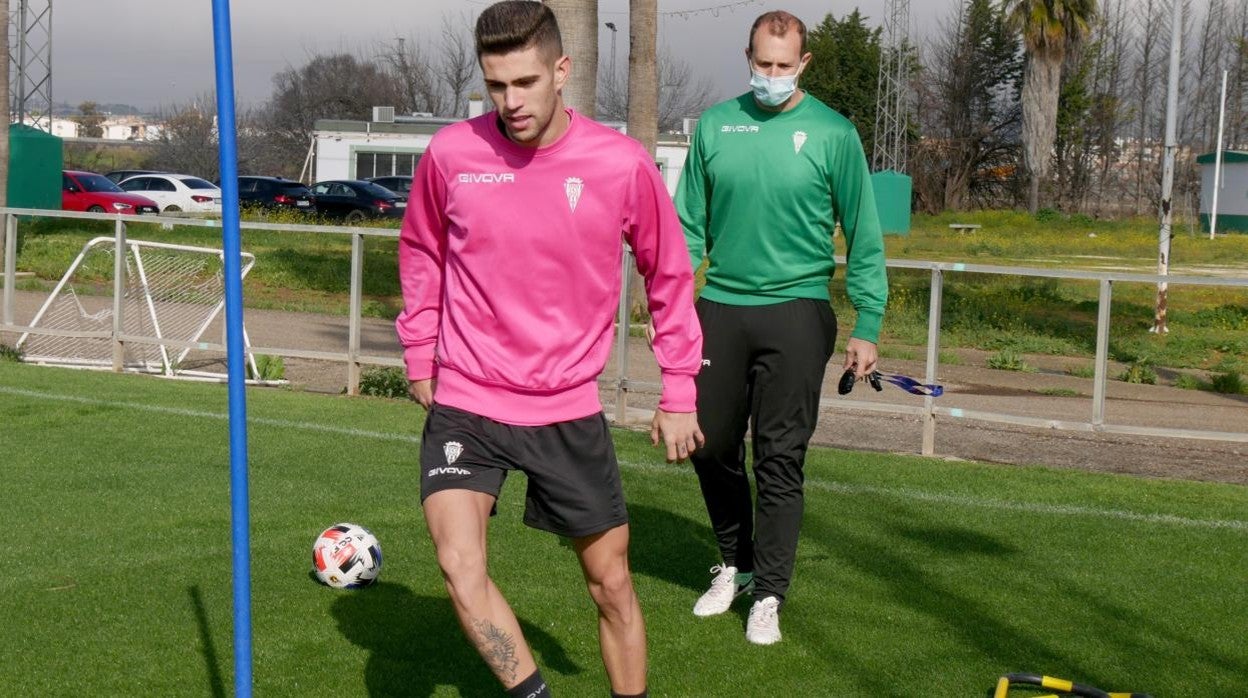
587, 565, 636, 617
436, 543, 488, 599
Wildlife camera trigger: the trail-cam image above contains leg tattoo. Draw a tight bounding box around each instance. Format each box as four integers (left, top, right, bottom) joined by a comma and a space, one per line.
471, 618, 520, 683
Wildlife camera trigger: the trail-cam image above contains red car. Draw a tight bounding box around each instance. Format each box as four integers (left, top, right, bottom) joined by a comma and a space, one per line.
62, 170, 160, 214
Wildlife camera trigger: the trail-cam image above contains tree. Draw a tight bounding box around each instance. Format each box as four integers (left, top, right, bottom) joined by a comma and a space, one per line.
73, 101, 107, 139
1230, 1, 1248, 147
598, 50, 715, 133
544, 1, 598, 116
149, 96, 221, 181
626, 0, 658, 154
911, 0, 1022, 212
437, 15, 478, 118
802, 10, 883, 158
1005, 0, 1097, 213
381, 15, 479, 118
625, 0, 658, 320
265, 53, 403, 179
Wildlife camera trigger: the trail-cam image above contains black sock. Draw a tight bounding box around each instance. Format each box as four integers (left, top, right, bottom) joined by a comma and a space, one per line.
506, 669, 550, 698
611, 690, 648, 698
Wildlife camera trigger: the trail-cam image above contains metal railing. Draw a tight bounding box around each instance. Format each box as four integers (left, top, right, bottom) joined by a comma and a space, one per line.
1, 208, 402, 395
611, 255, 1248, 451
5, 207, 1248, 452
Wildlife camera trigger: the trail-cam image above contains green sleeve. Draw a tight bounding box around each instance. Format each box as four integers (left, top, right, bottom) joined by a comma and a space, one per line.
830, 129, 888, 343
675, 122, 710, 274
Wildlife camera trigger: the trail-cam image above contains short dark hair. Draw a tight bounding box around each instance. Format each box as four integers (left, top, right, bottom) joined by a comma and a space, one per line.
475, 1, 563, 60
747, 10, 807, 55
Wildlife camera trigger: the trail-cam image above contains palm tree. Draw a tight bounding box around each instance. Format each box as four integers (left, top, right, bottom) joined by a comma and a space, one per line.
624, 0, 659, 320
626, 0, 658, 156
1005, 0, 1097, 213
544, 0, 598, 117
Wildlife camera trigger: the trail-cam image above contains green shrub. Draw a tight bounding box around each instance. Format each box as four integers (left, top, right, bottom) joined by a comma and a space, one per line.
1173, 374, 1205, 390
1118, 361, 1157, 385
1036, 388, 1081, 397
879, 346, 917, 361
0, 344, 22, 362
359, 366, 410, 399
1209, 371, 1247, 395
247, 354, 285, 381
1034, 207, 1062, 223
986, 350, 1031, 372
1066, 363, 1096, 378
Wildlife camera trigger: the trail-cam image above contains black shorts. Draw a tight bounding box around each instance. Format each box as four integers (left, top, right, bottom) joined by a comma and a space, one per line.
419, 404, 628, 538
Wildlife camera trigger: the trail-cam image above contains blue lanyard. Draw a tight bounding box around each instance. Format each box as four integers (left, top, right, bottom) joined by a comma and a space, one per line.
873, 371, 944, 397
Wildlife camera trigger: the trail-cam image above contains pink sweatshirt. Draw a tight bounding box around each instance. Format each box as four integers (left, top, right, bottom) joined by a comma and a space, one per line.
396, 109, 702, 426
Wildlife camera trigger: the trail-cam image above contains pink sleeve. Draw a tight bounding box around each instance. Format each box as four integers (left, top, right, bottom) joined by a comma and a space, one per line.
623, 151, 703, 413
395, 148, 448, 381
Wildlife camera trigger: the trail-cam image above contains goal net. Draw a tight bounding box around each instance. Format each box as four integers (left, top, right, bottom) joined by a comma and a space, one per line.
17, 236, 259, 379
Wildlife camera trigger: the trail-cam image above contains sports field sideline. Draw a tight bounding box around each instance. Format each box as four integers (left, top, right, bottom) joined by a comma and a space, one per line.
3, 361, 1245, 696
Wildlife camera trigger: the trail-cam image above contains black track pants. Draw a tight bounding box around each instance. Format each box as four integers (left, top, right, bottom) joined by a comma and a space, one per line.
689, 297, 837, 605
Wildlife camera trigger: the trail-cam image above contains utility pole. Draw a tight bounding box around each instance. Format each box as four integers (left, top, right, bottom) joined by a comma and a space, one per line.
8, 0, 52, 131
604, 21, 618, 95
1210, 69, 1228, 240
871, 0, 910, 173
1151, 0, 1183, 335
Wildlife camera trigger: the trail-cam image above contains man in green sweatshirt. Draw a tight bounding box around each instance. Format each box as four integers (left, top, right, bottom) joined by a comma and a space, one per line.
673, 9, 888, 645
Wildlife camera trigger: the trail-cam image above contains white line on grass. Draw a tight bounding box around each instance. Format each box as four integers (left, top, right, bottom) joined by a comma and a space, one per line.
0, 386, 422, 444
6, 385, 1245, 532
615, 460, 1248, 533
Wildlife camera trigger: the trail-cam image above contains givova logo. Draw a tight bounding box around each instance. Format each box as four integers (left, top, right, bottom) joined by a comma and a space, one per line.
458, 172, 515, 183
428, 466, 471, 477
721, 125, 760, 133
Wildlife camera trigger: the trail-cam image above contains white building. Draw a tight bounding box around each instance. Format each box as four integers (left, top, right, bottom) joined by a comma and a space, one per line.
100, 116, 161, 141
313, 103, 691, 195
48, 118, 80, 139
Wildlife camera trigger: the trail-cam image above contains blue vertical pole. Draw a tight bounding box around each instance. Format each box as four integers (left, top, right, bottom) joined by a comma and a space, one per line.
208, 1, 252, 695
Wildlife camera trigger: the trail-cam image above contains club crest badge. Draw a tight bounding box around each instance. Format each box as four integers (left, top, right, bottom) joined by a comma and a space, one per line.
564, 177, 584, 212
793, 130, 808, 154
443, 441, 464, 465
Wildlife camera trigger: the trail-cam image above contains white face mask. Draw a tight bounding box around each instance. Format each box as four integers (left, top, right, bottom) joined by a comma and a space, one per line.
750, 70, 798, 107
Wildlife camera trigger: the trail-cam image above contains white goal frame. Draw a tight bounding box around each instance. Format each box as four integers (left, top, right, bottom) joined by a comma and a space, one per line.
16, 236, 260, 380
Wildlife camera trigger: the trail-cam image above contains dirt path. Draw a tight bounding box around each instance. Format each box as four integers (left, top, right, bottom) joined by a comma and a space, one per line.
4, 290, 1245, 484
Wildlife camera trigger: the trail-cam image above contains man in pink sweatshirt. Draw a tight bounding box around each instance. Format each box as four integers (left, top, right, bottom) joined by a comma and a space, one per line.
395, 3, 704, 697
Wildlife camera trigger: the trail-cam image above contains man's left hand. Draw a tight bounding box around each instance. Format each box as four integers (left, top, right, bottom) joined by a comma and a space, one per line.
843, 338, 879, 378
650, 410, 705, 463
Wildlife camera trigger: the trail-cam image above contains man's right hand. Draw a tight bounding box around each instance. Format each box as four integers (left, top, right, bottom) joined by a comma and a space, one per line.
408, 379, 435, 409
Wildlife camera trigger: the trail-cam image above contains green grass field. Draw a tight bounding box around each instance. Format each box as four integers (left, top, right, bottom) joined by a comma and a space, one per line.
3, 361, 1246, 696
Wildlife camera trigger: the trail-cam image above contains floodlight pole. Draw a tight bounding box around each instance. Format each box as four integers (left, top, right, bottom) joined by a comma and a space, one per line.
209, 0, 253, 696
1151, 0, 1182, 335
1211, 69, 1228, 240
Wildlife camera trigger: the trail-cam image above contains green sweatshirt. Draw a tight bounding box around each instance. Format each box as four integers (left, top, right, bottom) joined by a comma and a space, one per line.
676, 93, 888, 342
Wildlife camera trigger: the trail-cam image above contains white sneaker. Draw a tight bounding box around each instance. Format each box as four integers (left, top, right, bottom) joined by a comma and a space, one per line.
692, 564, 753, 617
746, 596, 782, 645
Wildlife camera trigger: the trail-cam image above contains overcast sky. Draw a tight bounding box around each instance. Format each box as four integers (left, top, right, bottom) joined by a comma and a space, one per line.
54, 0, 955, 111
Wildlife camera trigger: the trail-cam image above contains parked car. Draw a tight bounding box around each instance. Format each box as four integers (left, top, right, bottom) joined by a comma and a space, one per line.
236, 176, 317, 212
62, 170, 160, 215
118, 174, 222, 214
310, 180, 406, 221
104, 169, 164, 185
364, 175, 413, 196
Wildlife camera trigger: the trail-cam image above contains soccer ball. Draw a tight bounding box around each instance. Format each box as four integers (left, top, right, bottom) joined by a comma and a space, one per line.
312, 523, 382, 589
